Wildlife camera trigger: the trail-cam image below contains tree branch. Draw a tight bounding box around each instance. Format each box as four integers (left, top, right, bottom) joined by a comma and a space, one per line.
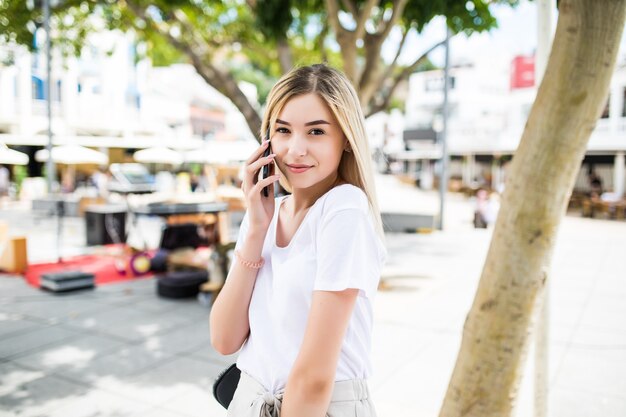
360, 24, 409, 108
365, 39, 445, 117
380, 25, 410, 89
325, 0, 358, 82
339, 0, 358, 17
325, 0, 344, 36
317, 20, 330, 63
357, 0, 408, 104
170, 9, 221, 50
354, 0, 378, 41
379, 0, 409, 39
276, 37, 293, 74
125, 0, 262, 138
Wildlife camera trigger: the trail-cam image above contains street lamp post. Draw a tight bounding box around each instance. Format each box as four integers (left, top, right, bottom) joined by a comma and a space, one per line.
437, 25, 451, 231
43, 0, 56, 193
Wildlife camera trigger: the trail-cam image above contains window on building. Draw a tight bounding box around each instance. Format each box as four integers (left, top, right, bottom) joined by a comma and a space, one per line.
425, 75, 456, 92
54, 80, 62, 102
31, 76, 44, 100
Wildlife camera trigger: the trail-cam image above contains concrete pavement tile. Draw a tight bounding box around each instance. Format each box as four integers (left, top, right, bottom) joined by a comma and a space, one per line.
552, 346, 626, 399
546, 321, 578, 346
12, 333, 129, 374
140, 322, 210, 356
594, 275, 626, 298
60, 304, 154, 333
369, 323, 430, 391
0, 277, 39, 298
96, 278, 156, 296
95, 356, 223, 407
579, 294, 626, 333
551, 387, 626, 417
90, 291, 156, 311
43, 388, 153, 417
570, 324, 626, 347
374, 400, 418, 417
52, 343, 175, 385
548, 289, 591, 327
370, 334, 460, 417
0, 325, 80, 360
61, 301, 195, 341
5, 297, 111, 324
0, 374, 86, 417
129, 298, 210, 323
127, 296, 193, 314
513, 340, 570, 417
0, 363, 45, 397
0, 314, 46, 340
158, 385, 227, 417
132, 407, 191, 417
91, 309, 196, 342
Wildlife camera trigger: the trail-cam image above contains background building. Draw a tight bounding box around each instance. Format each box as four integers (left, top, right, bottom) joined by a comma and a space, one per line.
0, 30, 253, 177
401, 54, 626, 196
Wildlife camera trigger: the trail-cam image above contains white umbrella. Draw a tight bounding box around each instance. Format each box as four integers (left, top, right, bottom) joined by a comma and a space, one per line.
184, 140, 258, 164
0, 144, 29, 165
133, 146, 183, 165
35, 145, 109, 165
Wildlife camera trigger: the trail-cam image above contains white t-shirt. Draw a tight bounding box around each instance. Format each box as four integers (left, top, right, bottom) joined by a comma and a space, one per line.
232, 184, 387, 394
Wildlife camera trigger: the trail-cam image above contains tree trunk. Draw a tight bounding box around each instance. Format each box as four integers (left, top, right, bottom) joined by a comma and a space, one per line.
438, 1, 626, 416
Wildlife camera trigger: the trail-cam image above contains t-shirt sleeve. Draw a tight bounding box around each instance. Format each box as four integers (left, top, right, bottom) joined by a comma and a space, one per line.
313, 208, 385, 300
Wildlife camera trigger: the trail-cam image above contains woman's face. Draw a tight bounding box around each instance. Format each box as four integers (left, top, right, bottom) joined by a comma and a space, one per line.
271, 93, 347, 190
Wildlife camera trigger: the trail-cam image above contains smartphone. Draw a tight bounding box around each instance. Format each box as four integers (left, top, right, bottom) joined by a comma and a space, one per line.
261, 127, 272, 197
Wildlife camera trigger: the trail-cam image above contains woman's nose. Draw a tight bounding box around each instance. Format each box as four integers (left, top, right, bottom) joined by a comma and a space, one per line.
286, 133, 307, 156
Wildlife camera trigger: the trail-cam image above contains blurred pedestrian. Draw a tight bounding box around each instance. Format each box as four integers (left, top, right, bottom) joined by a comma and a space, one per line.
588, 169, 603, 198
0, 165, 9, 197
210, 64, 385, 416
473, 189, 500, 228
91, 168, 109, 198
474, 188, 489, 228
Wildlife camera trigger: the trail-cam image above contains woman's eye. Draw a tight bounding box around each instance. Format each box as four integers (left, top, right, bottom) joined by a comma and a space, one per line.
309, 128, 325, 135
276, 127, 290, 134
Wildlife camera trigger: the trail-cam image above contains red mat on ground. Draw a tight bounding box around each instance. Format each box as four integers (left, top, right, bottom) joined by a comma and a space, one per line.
24, 248, 154, 288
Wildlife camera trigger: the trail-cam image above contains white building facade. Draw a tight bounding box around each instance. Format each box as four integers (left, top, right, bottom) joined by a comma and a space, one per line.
0, 29, 253, 176
403, 55, 626, 196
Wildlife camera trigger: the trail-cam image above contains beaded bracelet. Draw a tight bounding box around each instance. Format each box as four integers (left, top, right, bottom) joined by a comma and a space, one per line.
234, 250, 265, 269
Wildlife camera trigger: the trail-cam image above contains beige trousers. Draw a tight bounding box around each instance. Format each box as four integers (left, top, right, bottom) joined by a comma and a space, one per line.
226, 369, 377, 417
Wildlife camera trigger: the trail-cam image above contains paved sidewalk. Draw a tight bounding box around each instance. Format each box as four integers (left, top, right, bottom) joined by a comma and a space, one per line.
1, 175, 625, 417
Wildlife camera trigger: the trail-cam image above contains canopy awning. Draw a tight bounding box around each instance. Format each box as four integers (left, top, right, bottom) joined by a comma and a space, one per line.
133, 147, 183, 165
35, 145, 109, 165
0, 143, 29, 165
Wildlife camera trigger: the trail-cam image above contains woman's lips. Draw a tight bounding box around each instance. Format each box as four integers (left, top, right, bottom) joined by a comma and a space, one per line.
286, 164, 312, 173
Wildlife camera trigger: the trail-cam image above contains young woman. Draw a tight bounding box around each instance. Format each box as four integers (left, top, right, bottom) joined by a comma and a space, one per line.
209, 64, 387, 417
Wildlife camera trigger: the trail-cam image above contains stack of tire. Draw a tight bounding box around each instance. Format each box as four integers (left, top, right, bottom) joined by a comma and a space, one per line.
156, 270, 209, 299
153, 223, 211, 299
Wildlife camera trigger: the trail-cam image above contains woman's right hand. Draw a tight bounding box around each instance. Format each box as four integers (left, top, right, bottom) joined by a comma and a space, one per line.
241, 139, 281, 235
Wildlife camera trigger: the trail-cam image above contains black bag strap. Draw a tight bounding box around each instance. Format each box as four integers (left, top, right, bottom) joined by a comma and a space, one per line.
213, 363, 241, 409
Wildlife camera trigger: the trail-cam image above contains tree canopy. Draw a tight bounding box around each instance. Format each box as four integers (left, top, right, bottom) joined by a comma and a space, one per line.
0, 0, 519, 138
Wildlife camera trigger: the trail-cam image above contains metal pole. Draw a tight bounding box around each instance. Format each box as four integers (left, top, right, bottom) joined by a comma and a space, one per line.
535, 2, 555, 417
437, 25, 451, 230
43, 0, 56, 193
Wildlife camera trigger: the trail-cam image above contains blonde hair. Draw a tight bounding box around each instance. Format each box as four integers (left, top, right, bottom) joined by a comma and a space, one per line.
261, 64, 385, 240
